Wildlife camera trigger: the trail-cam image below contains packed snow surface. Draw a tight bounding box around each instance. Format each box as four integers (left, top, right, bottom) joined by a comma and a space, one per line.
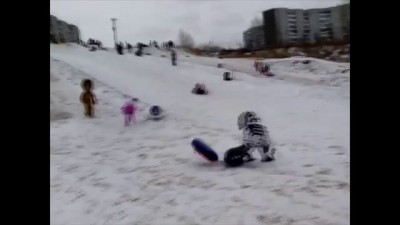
51, 44, 349, 225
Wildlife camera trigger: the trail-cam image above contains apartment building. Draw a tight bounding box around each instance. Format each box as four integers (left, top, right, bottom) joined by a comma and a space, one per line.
261, 3, 349, 46
243, 25, 265, 50
50, 15, 80, 43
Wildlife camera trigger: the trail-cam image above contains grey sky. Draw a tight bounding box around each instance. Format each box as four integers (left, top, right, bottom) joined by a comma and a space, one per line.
50, 0, 344, 48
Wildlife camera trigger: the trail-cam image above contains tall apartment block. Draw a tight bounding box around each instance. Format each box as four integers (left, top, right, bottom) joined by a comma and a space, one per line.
50, 15, 80, 43
263, 3, 349, 46
243, 25, 265, 50
243, 3, 350, 49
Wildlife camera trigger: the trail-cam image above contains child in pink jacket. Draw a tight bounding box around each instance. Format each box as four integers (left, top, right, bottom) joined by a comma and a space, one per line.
120, 98, 138, 126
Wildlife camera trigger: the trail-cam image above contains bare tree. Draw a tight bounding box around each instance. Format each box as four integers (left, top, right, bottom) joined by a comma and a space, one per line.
198, 42, 222, 53
178, 29, 195, 48
250, 16, 263, 27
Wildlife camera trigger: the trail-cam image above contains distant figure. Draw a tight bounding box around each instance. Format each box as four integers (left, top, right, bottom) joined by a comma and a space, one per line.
116, 43, 123, 55
260, 64, 269, 74
80, 79, 97, 118
223, 72, 233, 81
191, 83, 208, 95
135, 49, 142, 56
97, 41, 103, 49
260, 63, 274, 76
126, 43, 133, 53
254, 59, 262, 72
168, 40, 174, 48
120, 98, 139, 126
171, 50, 177, 66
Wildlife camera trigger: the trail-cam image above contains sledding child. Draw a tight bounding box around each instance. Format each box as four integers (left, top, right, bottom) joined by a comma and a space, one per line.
191, 83, 208, 95
120, 98, 139, 126
224, 111, 276, 167
80, 79, 97, 118
171, 50, 177, 66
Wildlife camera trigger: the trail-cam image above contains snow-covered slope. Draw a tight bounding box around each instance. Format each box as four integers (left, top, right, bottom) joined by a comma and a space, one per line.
91, 45, 350, 87
139, 46, 350, 87
51, 44, 349, 225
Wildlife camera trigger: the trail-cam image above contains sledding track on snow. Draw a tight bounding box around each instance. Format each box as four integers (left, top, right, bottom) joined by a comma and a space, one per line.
51, 44, 349, 225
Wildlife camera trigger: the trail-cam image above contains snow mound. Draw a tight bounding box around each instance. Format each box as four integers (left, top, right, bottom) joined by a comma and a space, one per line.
257, 57, 350, 86
50, 44, 349, 225
50, 72, 74, 121
263, 57, 350, 75
142, 47, 350, 87
50, 98, 72, 121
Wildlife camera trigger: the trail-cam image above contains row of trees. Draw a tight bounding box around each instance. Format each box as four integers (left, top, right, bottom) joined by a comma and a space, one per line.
177, 16, 261, 50
178, 29, 239, 52
178, 14, 263, 52
178, 29, 195, 48
179, 17, 287, 51
178, 29, 226, 53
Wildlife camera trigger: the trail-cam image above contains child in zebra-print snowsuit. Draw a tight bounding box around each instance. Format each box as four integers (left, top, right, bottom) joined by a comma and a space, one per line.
224, 111, 275, 167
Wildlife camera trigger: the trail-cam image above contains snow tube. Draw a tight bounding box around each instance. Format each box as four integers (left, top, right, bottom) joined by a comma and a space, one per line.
192, 83, 208, 95
223, 72, 233, 81
148, 105, 165, 120
194, 89, 207, 95
149, 105, 162, 116
261, 71, 274, 77
191, 88, 209, 95
223, 147, 247, 167
191, 138, 219, 162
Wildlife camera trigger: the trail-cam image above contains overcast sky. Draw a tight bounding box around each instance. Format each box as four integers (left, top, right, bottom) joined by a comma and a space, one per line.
50, 0, 344, 48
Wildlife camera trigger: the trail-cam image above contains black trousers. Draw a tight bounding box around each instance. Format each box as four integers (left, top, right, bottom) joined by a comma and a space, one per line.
223, 145, 249, 167
224, 144, 271, 167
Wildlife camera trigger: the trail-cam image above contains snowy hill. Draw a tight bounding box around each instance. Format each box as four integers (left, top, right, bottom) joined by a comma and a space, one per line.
51, 44, 349, 225
87, 44, 350, 88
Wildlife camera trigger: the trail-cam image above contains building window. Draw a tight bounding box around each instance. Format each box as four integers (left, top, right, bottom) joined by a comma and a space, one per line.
303, 12, 309, 20
318, 9, 332, 21
319, 23, 332, 28
319, 10, 331, 15
320, 26, 332, 31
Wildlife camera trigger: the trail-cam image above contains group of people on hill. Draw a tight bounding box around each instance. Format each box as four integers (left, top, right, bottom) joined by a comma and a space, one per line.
81, 37, 178, 68
115, 41, 147, 55
254, 60, 274, 76
87, 39, 103, 49
125, 42, 134, 53
148, 40, 175, 49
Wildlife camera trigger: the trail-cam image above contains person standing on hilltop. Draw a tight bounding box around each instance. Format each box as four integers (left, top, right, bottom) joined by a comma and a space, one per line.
171, 49, 177, 66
